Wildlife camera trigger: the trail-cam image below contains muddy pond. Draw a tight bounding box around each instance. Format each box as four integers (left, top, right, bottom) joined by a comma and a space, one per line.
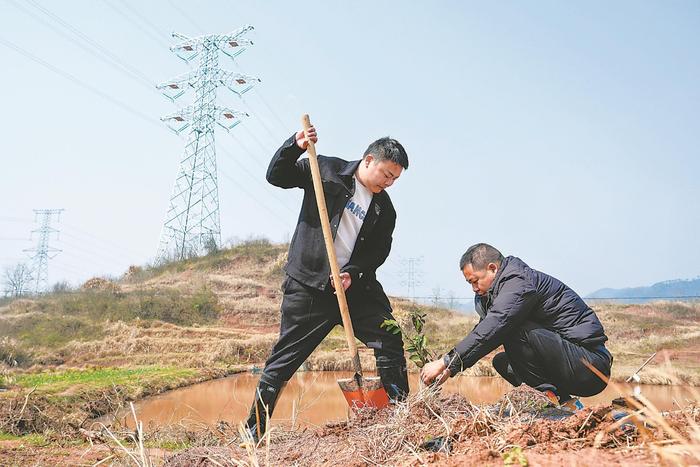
120, 372, 698, 430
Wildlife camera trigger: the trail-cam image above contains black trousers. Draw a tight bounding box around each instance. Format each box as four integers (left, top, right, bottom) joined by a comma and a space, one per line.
492, 321, 613, 399
258, 275, 406, 388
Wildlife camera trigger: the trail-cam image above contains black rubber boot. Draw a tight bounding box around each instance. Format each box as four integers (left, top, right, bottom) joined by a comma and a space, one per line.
244, 377, 283, 443
377, 364, 409, 402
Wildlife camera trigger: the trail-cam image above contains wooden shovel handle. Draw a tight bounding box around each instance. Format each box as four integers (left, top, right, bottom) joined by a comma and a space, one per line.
302, 114, 362, 376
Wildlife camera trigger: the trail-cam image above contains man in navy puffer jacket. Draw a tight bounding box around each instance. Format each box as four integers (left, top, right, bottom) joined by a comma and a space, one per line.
421, 243, 612, 407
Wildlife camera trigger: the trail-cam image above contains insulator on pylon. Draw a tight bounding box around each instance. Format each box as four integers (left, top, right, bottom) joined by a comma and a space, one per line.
220, 39, 253, 60
216, 109, 248, 131
158, 82, 187, 101
172, 45, 199, 63
161, 114, 190, 134
226, 77, 260, 97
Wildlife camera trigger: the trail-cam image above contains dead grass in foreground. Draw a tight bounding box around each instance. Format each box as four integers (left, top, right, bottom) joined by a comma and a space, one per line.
71, 381, 700, 467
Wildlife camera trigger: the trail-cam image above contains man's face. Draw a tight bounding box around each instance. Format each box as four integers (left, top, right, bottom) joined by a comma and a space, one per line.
462, 263, 498, 296
360, 155, 403, 193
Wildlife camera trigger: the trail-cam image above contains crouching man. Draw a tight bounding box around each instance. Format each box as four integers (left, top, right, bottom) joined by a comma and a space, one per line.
421, 243, 613, 409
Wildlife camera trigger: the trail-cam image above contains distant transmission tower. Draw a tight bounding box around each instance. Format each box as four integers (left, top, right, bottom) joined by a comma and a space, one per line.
399, 257, 424, 300
156, 26, 260, 261
23, 209, 64, 294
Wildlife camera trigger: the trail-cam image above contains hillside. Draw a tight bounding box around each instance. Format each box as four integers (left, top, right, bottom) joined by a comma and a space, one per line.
1, 239, 698, 384
1, 240, 699, 465
0, 240, 478, 375
588, 277, 700, 299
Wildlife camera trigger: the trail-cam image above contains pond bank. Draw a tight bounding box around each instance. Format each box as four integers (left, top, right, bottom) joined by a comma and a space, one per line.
0, 365, 245, 438
123, 371, 700, 431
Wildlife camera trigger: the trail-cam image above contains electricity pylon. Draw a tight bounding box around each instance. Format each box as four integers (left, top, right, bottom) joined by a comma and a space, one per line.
399, 257, 424, 300
23, 209, 63, 294
156, 26, 260, 261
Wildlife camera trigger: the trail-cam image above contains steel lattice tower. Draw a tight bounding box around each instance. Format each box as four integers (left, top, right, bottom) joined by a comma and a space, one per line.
399, 257, 424, 300
23, 209, 64, 294
156, 26, 260, 261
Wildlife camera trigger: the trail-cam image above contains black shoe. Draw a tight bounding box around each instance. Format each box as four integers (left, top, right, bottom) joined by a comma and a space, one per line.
377, 364, 409, 402
244, 377, 283, 443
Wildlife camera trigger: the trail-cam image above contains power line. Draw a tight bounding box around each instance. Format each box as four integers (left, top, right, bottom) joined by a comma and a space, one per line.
115, 0, 171, 45
59, 249, 124, 272
227, 131, 269, 171
167, 0, 207, 35
251, 88, 293, 135
50, 261, 94, 277
227, 54, 292, 137
101, 0, 172, 49
61, 223, 144, 259
217, 167, 295, 228
0, 35, 161, 128
237, 94, 288, 144
58, 236, 139, 268
11, 0, 157, 91
218, 142, 298, 215
223, 0, 291, 137
0, 216, 33, 223
237, 120, 281, 162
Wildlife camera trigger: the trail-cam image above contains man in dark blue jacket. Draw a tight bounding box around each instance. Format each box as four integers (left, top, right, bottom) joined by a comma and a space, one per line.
244, 125, 410, 441
421, 243, 612, 408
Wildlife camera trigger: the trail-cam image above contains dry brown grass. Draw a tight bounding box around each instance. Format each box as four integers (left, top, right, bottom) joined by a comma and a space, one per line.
50, 321, 277, 368
594, 301, 700, 384
82, 380, 699, 466
2, 240, 698, 386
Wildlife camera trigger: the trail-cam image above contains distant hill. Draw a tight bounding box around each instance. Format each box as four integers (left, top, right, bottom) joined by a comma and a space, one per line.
587, 277, 700, 299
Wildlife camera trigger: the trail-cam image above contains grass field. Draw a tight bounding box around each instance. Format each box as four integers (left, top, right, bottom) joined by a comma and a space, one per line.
0, 241, 698, 451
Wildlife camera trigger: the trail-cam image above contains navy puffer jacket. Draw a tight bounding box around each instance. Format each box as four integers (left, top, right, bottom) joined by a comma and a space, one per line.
447, 256, 607, 375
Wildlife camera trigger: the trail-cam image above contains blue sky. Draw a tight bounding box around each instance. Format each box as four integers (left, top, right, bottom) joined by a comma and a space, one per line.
1, 1, 698, 302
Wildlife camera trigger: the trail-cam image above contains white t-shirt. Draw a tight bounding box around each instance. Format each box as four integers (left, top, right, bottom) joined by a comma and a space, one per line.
334, 176, 373, 267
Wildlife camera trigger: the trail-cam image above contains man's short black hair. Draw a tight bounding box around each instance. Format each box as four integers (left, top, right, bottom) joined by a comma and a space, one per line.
459, 243, 504, 271
363, 137, 409, 170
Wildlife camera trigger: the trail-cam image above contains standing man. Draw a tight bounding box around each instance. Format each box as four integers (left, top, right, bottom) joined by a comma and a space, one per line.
245, 125, 410, 440
421, 243, 612, 410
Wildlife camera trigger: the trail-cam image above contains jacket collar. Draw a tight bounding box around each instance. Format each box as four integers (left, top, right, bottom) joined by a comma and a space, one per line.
339, 159, 361, 177
488, 256, 512, 295
334, 159, 361, 193
478, 256, 513, 310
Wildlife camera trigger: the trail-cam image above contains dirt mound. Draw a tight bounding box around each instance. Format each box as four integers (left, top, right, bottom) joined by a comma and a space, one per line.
121, 265, 143, 281
81, 277, 121, 293
161, 386, 699, 466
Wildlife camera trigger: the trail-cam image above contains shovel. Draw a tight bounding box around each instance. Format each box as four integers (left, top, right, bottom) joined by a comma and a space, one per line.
301, 114, 390, 411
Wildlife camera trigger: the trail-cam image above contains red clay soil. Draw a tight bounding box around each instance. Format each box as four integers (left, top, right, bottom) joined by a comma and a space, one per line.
2, 386, 695, 466
0, 440, 110, 466
162, 386, 700, 466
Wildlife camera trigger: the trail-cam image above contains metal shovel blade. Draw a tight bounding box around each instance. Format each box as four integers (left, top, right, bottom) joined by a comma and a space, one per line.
337, 374, 390, 411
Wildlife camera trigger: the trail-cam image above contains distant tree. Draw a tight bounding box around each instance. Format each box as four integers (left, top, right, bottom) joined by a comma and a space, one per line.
51, 280, 72, 294
3, 263, 33, 297
203, 234, 220, 255
447, 290, 457, 310
431, 286, 442, 307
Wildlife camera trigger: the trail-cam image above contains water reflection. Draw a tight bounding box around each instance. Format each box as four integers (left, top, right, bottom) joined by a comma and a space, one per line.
124, 372, 698, 430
